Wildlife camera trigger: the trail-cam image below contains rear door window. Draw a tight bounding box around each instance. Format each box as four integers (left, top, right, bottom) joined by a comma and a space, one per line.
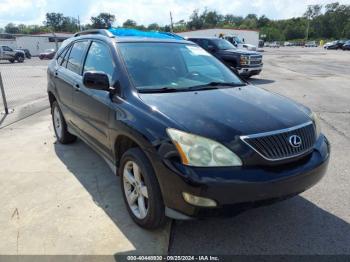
66, 41, 89, 74
57, 46, 69, 66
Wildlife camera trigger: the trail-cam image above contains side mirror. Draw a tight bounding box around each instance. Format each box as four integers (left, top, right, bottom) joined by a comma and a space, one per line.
83, 71, 110, 91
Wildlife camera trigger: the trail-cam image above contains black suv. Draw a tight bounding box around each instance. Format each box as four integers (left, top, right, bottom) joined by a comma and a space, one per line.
48, 29, 330, 229
188, 37, 263, 78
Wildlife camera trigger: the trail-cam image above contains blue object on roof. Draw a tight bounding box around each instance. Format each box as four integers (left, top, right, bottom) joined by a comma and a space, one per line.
108, 28, 184, 40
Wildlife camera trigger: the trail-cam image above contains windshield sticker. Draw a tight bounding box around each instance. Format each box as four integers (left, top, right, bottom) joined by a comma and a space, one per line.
186, 46, 210, 56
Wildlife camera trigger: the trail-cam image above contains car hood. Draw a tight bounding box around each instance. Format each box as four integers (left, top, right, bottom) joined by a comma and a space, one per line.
139, 85, 311, 141
221, 48, 259, 55
242, 44, 256, 49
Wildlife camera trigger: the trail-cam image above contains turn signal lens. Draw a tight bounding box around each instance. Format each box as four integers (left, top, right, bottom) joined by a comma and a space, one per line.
182, 192, 217, 207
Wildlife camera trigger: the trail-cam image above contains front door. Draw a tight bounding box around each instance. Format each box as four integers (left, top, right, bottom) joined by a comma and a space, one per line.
72, 40, 117, 159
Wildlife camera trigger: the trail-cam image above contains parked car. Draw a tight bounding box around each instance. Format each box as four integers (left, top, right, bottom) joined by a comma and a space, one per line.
305, 41, 318, 47
0, 45, 25, 63
284, 41, 292, 47
341, 40, 350, 50
48, 29, 330, 229
39, 49, 56, 59
188, 37, 263, 78
270, 41, 280, 48
324, 40, 345, 50
223, 35, 257, 51
16, 48, 31, 59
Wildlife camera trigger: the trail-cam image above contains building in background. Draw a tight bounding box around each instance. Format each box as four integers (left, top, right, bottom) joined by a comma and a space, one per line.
177, 28, 259, 48
0, 33, 73, 56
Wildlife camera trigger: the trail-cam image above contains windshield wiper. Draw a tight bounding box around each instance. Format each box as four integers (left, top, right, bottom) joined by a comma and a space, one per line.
188, 81, 246, 91
138, 87, 181, 93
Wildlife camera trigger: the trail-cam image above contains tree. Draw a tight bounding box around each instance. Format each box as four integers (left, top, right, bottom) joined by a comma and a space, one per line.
187, 10, 204, 30
61, 17, 78, 32
122, 19, 137, 28
223, 14, 243, 25
5, 23, 19, 34
44, 13, 64, 31
304, 4, 322, 40
201, 10, 223, 27
91, 13, 115, 29
257, 15, 270, 28
147, 23, 160, 31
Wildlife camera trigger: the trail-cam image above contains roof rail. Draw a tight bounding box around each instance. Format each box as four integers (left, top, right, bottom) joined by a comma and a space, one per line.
74, 29, 114, 38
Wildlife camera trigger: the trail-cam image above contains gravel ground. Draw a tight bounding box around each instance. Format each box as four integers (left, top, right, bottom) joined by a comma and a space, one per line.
169, 47, 350, 255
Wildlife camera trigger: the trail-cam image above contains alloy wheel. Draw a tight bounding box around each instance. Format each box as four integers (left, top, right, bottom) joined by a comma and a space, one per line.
123, 160, 149, 219
53, 106, 62, 139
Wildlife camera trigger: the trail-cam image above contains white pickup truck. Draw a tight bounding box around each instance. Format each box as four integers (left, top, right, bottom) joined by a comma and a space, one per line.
223, 35, 257, 51
0, 45, 25, 63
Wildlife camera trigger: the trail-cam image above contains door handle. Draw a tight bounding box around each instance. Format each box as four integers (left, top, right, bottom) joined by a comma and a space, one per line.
74, 83, 80, 91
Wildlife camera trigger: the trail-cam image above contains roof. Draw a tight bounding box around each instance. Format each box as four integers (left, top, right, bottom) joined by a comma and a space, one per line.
73, 28, 192, 44
74, 28, 184, 41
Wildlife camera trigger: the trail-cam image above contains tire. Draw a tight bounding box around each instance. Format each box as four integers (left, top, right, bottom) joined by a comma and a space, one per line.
9, 59, 14, 63
51, 101, 76, 144
16, 55, 24, 63
119, 148, 167, 229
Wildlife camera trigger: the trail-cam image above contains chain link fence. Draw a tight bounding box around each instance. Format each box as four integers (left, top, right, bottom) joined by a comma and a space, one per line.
0, 34, 72, 126
0, 58, 50, 125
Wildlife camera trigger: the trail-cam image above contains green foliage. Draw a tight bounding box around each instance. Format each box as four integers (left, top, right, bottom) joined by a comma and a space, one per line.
123, 19, 137, 28
2, 3, 350, 41
91, 13, 115, 29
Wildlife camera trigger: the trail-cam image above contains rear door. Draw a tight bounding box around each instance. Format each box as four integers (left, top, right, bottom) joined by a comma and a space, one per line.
71, 40, 116, 158
55, 40, 89, 124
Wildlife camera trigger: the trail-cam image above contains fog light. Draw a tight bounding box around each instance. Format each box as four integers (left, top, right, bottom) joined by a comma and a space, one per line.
182, 192, 217, 207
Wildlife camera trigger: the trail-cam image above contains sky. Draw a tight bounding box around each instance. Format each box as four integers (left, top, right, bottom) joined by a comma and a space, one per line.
1, 0, 350, 28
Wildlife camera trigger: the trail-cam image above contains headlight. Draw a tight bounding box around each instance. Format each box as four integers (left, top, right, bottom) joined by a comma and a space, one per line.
310, 111, 321, 138
240, 55, 249, 65
166, 128, 242, 167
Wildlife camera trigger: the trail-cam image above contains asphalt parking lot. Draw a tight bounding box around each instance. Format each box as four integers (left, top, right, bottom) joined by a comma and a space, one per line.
0, 47, 349, 255
170, 47, 350, 254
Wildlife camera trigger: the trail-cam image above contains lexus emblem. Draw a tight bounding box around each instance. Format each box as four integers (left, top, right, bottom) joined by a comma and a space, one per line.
289, 135, 302, 148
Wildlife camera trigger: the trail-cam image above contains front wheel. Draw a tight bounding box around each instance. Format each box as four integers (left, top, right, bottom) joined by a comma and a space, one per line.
119, 148, 167, 229
51, 101, 76, 144
16, 56, 24, 63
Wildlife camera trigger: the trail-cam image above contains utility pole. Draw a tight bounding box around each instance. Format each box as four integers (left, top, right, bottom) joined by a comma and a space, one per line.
52, 31, 58, 52
306, 17, 310, 41
78, 15, 81, 31
170, 11, 174, 33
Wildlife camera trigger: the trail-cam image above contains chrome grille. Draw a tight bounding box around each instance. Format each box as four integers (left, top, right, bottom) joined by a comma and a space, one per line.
241, 122, 316, 161
249, 55, 262, 65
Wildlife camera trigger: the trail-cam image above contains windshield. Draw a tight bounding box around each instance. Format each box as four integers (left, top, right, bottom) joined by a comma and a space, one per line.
211, 39, 236, 50
118, 42, 243, 92
233, 36, 243, 44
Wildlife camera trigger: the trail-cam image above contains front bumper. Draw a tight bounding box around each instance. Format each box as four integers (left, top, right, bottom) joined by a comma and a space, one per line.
152, 135, 330, 219
238, 65, 262, 76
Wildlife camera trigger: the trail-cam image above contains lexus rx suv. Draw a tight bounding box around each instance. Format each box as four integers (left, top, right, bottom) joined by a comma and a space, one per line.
47, 29, 330, 229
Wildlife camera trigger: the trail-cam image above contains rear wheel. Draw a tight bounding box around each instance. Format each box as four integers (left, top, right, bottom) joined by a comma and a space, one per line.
119, 148, 167, 229
51, 101, 76, 144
